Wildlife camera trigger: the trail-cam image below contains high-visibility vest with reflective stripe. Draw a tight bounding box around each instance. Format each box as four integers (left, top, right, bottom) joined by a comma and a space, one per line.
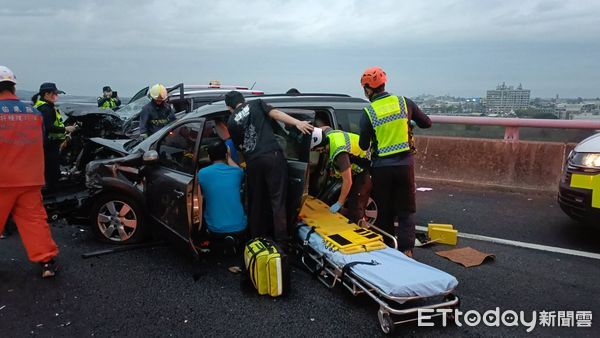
327, 130, 369, 175
35, 100, 65, 141
100, 98, 118, 110
364, 95, 410, 156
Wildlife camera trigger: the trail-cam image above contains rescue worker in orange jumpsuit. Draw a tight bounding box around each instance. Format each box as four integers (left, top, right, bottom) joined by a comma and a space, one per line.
0, 66, 59, 278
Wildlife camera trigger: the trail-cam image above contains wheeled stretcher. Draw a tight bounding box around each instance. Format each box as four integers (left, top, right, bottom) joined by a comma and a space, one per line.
295, 198, 460, 334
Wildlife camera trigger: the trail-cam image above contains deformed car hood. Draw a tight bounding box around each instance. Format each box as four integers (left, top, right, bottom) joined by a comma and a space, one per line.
85, 152, 144, 189
67, 108, 120, 118
88, 137, 131, 155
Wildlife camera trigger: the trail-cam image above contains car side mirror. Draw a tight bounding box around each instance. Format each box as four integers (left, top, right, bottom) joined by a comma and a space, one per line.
143, 150, 159, 163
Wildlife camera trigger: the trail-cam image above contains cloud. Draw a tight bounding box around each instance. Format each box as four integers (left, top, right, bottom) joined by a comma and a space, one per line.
6, 0, 600, 48
3, 0, 600, 97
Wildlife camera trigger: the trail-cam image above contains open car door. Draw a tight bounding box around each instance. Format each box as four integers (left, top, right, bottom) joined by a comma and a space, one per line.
127, 86, 149, 105
271, 109, 315, 229
145, 119, 204, 259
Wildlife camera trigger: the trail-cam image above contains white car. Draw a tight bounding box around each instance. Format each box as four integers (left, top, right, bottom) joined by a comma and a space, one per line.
558, 133, 600, 223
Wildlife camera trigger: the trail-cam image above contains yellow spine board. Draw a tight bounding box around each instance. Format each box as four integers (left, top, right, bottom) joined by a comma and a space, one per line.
323, 228, 386, 254
300, 196, 385, 254
300, 197, 357, 235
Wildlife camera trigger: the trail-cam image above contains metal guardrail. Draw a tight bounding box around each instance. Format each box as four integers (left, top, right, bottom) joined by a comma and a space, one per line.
429, 115, 600, 141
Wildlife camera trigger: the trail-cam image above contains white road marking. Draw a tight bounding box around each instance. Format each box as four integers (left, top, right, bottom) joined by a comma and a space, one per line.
415, 226, 600, 260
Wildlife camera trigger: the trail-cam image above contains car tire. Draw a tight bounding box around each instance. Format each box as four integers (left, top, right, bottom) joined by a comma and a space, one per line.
89, 192, 147, 244
364, 197, 378, 225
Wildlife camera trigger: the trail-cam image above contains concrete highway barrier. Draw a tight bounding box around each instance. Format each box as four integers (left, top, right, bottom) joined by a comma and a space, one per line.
414, 136, 576, 192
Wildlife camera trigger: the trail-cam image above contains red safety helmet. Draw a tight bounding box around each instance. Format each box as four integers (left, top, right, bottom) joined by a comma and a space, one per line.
360, 66, 387, 88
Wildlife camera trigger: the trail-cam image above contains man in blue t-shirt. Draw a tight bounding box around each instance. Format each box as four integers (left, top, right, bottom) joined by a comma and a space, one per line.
198, 140, 247, 238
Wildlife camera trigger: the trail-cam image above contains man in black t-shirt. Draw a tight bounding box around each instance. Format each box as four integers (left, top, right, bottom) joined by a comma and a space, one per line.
225, 91, 313, 242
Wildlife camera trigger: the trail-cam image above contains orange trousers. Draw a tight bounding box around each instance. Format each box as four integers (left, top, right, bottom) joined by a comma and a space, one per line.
0, 186, 58, 262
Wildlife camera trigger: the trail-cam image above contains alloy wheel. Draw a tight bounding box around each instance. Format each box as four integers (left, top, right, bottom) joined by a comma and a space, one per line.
96, 200, 138, 242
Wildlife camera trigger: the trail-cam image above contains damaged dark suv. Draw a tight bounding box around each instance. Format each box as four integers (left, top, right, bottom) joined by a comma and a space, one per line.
84, 93, 374, 258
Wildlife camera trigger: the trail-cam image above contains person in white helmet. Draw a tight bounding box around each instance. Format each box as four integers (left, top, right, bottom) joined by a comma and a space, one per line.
139, 84, 175, 138
311, 126, 372, 224
0, 66, 59, 278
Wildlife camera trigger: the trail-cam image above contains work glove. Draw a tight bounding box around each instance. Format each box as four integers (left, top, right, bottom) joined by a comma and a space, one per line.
329, 201, 343, 214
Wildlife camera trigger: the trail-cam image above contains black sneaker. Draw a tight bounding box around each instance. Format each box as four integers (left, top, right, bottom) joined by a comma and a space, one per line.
223, 236, 237, 256
40, 260, 58, 278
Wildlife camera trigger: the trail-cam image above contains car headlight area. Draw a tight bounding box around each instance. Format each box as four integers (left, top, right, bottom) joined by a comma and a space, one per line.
570, 152, 600, 169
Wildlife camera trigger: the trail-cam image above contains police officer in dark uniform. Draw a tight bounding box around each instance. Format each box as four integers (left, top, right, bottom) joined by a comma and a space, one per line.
139, 83, 175, 138
32, 82, 76, 193
97, 85, 121, 110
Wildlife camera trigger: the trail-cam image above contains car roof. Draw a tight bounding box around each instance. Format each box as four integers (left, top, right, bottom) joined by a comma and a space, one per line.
177, 84, 252, 91
183, 94, 369, 120
178, 89, 264, 98
129, 84, 263, 100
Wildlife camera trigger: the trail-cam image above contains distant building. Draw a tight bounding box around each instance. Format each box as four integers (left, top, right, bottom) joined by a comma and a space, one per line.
563, 102, 600, 120
555, 103, 584, 120
485, 82, 531, 114
571, 112, 600, 120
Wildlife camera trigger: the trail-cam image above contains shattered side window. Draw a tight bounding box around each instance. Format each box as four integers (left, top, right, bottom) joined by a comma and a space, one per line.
334, 109, 364, 134
271, 109, 314, 162
157, 122, 202, 175
118, 96, 150, 120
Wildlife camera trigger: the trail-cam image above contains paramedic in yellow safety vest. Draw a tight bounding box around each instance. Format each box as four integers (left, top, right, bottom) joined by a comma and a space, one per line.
97, 85, 121, 110
31, 82, 77, 193
311, 125, 372, 224
358, 67, 431, 258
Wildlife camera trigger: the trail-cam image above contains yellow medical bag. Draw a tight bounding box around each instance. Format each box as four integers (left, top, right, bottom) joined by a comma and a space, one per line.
243, 238, 288, 297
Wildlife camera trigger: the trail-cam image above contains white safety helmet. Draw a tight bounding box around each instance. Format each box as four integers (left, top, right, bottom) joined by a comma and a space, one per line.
149, 84, 167, 100
311, 127, 324, 149
0, 66, 17, 84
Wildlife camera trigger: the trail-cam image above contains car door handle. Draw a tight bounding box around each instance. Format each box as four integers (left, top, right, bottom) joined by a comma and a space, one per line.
173, 189, 185, 199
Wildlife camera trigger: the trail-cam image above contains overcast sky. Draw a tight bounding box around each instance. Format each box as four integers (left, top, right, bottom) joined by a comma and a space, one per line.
3, 0, 600, 98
